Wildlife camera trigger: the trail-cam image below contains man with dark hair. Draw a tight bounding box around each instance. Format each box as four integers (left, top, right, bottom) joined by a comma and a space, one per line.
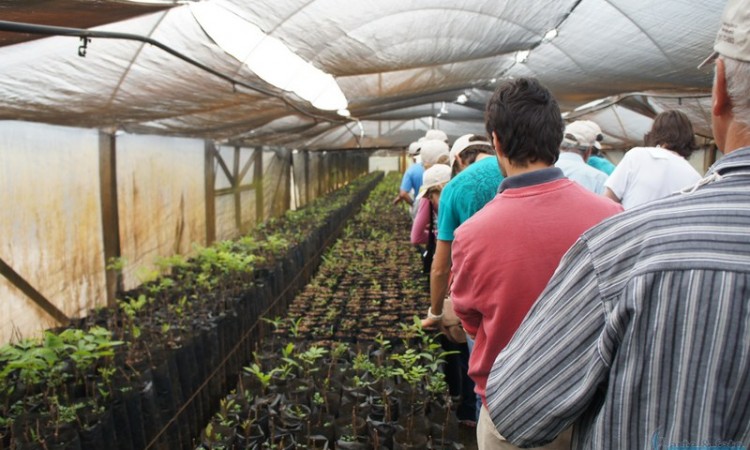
450, 77, 622, 449
485, 1, 750, 448
604, 109, 701, 209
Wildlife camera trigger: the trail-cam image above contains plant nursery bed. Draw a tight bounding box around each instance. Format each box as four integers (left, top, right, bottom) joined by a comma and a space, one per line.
197, 174, 468, 450
0, 173, 383, 450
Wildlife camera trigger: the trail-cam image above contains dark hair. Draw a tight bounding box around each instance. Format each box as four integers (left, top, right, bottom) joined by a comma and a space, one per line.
451, 135, 494, 177
458, 135, 494, 164
484, 77, 563, 166
644, 110, 696, 158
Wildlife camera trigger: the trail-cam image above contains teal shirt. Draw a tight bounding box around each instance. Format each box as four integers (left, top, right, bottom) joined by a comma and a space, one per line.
587, 155, 615, 175
437, 156, 503, 241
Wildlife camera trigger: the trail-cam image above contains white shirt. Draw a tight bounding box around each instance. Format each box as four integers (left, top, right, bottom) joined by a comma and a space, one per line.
555, 151, 608, 194
605, 146, 702, 209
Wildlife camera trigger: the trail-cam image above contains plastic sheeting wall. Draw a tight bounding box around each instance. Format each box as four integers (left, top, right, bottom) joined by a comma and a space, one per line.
0, 122, 106, 343
0, 122, 370, 344
291, 149, 369, 209
117, 135, 206, 290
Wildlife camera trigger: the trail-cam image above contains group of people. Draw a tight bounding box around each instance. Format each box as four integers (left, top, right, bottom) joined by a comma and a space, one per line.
395, 0, 750, 448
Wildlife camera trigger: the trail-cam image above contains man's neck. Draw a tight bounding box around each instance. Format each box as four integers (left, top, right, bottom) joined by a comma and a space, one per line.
721, 121, 750, 155
505, 160, 552, 178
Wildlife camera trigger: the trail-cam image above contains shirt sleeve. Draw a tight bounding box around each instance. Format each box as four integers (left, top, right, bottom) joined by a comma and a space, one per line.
400, 166, 415, 193
410, 198, 431, 245
437, 183, 460, 241
485, 237, 611, 447
604, 152, 633, 200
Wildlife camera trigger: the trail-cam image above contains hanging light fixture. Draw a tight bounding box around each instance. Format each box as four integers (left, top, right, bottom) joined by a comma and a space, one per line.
543, 28, 558, 42
190, 2, 348, 111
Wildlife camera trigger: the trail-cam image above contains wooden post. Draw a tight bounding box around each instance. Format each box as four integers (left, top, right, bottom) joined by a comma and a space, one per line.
284, 149, 292, 212
254, 148, 264, 224
99, 131, 122, 307
233, 146, 242, 230
703, 143, 718, 173
204, 140, 216, 246
304, 150, 311, 205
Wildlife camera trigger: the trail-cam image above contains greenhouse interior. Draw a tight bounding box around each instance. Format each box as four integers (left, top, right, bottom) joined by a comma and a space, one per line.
0, 0, 740, 449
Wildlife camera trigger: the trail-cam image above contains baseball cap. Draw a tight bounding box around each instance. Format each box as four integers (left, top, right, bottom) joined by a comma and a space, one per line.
698, 0, 750, 69
424, 129, 449, 142
417, 164, 452, 199
563, 120, 603, 148
449, 134, 492, 167
407, 141, 421, 156
420, 139, 450, 166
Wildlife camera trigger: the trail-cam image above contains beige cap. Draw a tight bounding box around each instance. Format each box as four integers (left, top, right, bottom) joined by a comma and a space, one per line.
420, 139, 450, 166
698, 0, 750, 69
417, 164, 451, 199
449, 134, 492, 167
563, 120, 602, 148
424, 129, 448, 142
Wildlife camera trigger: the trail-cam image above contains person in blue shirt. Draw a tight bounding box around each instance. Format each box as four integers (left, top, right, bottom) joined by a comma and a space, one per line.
393, 141, 424, 207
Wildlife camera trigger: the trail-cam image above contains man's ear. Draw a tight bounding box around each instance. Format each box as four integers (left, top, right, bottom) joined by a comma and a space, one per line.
713, 58, 730, 117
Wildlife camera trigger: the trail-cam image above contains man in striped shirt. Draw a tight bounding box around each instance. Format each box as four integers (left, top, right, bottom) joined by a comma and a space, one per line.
485, 1, 750, 448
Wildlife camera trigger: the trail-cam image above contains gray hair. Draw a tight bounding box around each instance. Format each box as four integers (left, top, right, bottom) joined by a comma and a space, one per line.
723, 57, 750, 128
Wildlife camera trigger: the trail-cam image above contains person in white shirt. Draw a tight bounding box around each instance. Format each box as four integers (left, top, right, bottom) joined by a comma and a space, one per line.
555, 120, 609, 194
604, 110, 702, 209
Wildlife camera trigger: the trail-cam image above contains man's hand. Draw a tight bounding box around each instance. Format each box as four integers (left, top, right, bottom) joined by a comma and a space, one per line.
393, 190, 413, 206
421, 317, 440, 329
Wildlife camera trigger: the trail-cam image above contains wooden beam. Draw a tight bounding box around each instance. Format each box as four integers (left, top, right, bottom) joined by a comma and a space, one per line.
237, 149, 255, 185
284, 149, 292, 213
0, 257, 69, 327
99, 131, 122, 307
215, 184, 257, 196
213, 147, 235, 186
234, 146, 242, 231
204, 141, 216, 245
254, 148, 264, 224
304, 150, 311, 205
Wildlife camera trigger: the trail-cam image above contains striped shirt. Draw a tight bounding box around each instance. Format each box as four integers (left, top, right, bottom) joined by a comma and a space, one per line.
486, 147, 750, 449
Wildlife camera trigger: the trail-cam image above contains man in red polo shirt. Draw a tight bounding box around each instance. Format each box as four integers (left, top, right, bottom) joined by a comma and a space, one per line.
451, 77, 622, 449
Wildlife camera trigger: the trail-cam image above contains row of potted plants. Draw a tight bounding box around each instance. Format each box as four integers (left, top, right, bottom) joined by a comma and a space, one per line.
197, 174, 465, 449
279, 177, 426, 343
200, 324, 460, 450
0, 172, 384, 450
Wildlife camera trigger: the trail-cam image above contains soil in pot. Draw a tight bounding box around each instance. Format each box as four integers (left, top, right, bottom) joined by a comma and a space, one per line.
393, 428, 428, 450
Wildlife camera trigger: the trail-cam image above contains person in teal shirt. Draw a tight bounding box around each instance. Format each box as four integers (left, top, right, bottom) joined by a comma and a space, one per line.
424, 138, 503, 331
587, 143, 616, 175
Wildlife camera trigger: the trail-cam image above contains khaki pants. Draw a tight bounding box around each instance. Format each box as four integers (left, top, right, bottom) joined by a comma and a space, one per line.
477, 405, 572, 450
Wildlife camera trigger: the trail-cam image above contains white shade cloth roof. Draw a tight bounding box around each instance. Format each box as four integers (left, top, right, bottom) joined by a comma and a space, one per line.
0, 0, 723, 149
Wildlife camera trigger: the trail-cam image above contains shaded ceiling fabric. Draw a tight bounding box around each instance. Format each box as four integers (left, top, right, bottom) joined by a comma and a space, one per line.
0, 0, 723, 150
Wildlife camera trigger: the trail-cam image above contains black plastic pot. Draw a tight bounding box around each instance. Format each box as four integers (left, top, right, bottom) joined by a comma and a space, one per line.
393, 429, 428, 450
78, 406, 117, 450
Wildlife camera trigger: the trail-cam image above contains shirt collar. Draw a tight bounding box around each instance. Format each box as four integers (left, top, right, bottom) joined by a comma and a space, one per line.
708, 146, 750, 175
498, 167, 565, 193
